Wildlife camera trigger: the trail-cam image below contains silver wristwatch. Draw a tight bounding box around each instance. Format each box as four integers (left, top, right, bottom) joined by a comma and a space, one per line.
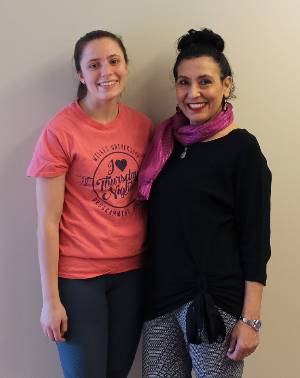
239, 315, 262, 331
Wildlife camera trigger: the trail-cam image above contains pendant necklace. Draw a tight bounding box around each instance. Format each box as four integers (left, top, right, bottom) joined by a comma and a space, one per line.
180, 146, 188, 159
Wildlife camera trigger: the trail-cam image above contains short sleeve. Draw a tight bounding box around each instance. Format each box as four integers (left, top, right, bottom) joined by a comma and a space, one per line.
235, 135, 272, 285
27, 125, 70, 177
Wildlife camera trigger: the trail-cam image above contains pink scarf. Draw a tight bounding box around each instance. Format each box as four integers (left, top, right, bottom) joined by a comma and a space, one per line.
138, 103, 234, 200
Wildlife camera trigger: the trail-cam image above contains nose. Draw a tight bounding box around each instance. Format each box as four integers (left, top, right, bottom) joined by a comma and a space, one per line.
188, 83, 201, 98
99, 62, 112, 77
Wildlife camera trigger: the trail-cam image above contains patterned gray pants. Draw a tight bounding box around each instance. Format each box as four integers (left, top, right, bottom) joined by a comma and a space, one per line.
143, 302, 244, 378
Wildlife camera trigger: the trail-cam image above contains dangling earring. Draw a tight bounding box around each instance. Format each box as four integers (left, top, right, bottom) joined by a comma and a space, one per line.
176, 105, 182, 113
222, 96, 228, 112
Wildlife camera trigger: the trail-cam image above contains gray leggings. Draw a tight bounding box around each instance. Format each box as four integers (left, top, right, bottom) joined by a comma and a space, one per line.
143, 302, 244, 378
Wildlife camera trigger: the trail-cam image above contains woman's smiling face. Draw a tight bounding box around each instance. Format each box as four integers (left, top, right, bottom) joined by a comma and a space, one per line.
175, 56, 232, 124
78, 37, 128, 104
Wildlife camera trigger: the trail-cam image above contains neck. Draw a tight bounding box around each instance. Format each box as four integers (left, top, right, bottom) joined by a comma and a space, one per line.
79, 95, 119, 124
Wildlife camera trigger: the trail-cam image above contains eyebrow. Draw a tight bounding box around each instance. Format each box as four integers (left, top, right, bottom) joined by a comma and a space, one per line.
87, 54, 121, 63
177, 74, 213, 79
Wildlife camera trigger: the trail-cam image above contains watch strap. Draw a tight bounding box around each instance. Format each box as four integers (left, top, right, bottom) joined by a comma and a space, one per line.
239, 315, 262, 331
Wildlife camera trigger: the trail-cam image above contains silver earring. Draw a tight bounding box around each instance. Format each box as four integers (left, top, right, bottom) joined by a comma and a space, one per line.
222, 97, 228, 112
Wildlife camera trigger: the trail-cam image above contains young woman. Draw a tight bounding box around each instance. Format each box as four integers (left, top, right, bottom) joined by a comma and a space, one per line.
27, 30, 152, 378
139, 28, 271, 377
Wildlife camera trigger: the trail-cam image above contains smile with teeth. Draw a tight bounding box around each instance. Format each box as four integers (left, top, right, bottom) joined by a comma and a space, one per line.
187, 102, 208, 111
97, 80, 118, 88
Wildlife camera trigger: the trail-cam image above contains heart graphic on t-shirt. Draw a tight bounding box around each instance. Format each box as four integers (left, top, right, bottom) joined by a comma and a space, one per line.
115, 159, 127, 171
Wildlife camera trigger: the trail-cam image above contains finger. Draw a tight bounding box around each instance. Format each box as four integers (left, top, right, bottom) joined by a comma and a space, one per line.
227, 350, 239, 361
53, 327, 65, 342
238, 342, 257, 358
227, 334, 237, 354
61, 317, 68, 335
237, 346, 252, 361
228, 350, 244, 361
46, 328, 55, 342
228, 344, 246, 361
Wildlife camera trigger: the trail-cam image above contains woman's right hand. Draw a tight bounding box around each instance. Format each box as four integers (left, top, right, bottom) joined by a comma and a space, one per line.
40, 301, 68, 342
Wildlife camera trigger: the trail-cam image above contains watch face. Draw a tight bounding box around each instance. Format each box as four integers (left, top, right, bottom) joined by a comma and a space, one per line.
253, 320, 262, 331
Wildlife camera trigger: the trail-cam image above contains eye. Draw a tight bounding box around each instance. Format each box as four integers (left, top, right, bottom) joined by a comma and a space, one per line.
199, 78, 212, 86
110, 58, 121, 65
176, 78, 189, 86
88, 62, 99, 70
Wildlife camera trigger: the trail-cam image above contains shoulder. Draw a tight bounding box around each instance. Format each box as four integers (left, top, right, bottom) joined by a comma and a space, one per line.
120, 103, 152, 129
228, 129, 264, 156
231, 129, 271, 174
35, 102, 81, 152
46, 102, 77, 131
231, 128, 259, 146
46, 101, 79, 135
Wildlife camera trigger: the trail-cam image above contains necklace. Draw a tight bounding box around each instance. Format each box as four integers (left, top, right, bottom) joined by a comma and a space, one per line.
180, 146, 188, 159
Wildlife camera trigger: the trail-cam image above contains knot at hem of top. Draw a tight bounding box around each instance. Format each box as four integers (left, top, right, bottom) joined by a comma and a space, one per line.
186, 291, 226, 344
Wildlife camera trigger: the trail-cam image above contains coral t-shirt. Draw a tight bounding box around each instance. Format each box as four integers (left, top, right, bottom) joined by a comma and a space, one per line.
27, 101, 152, 278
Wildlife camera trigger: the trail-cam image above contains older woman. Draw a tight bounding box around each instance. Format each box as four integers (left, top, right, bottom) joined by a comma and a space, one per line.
139, 28, 271, 377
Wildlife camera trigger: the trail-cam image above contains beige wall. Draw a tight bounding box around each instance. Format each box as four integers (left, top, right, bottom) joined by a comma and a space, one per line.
1, 0, 299, 377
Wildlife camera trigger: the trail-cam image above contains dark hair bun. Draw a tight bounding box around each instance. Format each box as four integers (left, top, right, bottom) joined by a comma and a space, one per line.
177, 28, 225, 53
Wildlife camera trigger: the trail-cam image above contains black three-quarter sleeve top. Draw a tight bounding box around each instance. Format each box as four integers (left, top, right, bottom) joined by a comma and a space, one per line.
145, 129, 271, 332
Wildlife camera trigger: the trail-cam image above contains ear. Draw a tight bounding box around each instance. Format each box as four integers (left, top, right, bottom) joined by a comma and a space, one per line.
77, 71, 85, 84
223, 76, 233, 98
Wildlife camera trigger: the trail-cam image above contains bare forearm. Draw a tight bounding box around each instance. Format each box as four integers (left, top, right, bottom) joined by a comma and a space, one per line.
242, 281, 263, 318
35, 176, 67, 342
227, 281, 263, 360
37, 222, 60, 304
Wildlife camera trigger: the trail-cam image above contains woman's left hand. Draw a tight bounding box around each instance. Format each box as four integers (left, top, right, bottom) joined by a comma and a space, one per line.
226, 321, 259, 361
